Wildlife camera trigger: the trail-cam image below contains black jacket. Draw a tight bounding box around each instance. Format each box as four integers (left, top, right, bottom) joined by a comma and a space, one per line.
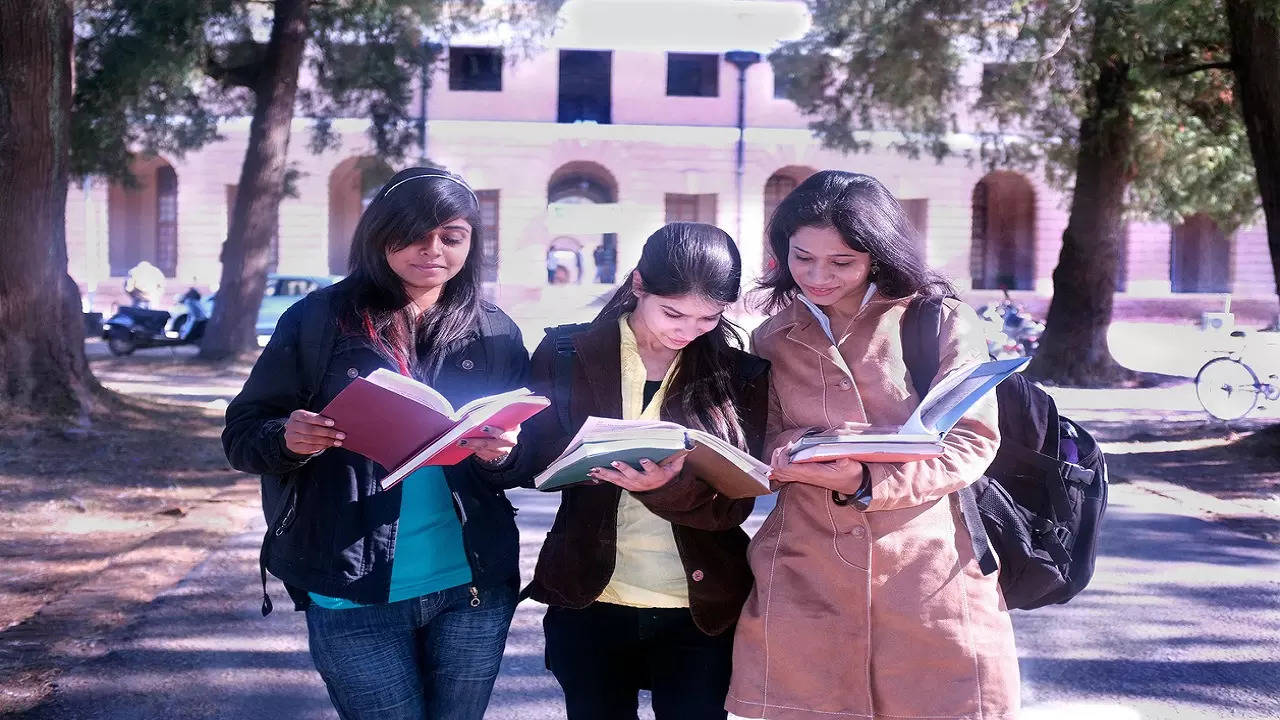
222, 279, 531, 611
518, 318, 770, 635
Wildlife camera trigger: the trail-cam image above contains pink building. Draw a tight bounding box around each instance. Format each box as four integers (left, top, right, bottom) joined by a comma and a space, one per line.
64, 0, 1275, 313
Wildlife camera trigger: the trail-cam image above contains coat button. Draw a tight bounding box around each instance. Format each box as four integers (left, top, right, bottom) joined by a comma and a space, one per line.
346, 367, 359, 379
691, 569, 705, 582
838, 377, 852, 390
852, 526, 866, 538
460, 359, 475, 371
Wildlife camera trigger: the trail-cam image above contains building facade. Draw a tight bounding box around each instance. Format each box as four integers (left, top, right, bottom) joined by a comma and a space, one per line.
64, 0, 1275, 313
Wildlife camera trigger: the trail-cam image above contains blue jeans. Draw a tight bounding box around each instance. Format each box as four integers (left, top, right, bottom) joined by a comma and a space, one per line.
306, 583, 517, 720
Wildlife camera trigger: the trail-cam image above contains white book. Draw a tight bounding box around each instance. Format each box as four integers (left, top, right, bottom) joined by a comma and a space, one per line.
786, 357, 1028, 463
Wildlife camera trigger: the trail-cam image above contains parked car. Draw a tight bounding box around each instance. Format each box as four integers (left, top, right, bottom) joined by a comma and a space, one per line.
256, 274, 341, 339
249, 272, 337, 343
202, 274, 341, 346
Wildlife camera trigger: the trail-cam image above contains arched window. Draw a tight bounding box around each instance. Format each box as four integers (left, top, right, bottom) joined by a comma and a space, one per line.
546, 161, 619, 285
970, 171, 1036, 290
108, 156, 179, 277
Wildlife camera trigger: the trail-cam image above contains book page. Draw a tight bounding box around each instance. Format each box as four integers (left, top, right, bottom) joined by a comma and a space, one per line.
791, 441, 946, 463
453, 387, 534, 418
364, 368, 453, 415
916, 357, 1028, 434
557, 417, 685, 454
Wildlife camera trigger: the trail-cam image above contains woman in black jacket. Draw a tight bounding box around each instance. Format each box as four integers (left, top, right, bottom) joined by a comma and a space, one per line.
519, 222, 770, 720
222, 167, 530, 720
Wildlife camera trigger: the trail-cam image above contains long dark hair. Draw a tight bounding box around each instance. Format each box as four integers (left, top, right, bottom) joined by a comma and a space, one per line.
597, 222, 748, 449
342, 166, 484, 381
759, 170, 955, 313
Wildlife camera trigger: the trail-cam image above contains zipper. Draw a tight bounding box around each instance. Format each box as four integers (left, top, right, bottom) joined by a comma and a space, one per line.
448, 487, 485, 579
469, 585, 481, 608
272, 488, 298, 537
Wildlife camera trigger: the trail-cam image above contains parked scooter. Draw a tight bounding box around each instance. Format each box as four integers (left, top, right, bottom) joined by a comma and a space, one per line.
102, 288, 210, 356
977, 290, 1044, 359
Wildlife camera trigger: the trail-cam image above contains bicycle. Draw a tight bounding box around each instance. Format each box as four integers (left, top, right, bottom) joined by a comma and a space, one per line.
1194, 330, 1280, 422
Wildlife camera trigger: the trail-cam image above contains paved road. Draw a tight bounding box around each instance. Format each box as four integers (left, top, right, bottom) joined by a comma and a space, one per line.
16, 483, 1279, 720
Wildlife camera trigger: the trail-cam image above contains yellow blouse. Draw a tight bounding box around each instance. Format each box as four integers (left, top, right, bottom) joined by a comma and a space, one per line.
596, 314, 690, 608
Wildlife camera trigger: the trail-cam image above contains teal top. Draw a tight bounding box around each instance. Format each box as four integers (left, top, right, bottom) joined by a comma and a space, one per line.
309, 465, 472, 610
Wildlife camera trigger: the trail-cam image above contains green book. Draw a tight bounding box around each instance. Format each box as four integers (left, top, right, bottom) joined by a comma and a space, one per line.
534, 417, 772, 498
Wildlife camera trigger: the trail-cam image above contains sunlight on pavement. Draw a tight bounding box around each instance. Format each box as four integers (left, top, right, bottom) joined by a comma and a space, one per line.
1021, 702, 1143, 719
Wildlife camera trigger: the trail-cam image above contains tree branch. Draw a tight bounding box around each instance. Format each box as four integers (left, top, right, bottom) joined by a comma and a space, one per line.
1167, 60, 1236, 78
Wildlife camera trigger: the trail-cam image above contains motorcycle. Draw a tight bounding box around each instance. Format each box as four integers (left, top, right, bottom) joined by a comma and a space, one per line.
102, 288, 210, 356
977, 290, 1044, 359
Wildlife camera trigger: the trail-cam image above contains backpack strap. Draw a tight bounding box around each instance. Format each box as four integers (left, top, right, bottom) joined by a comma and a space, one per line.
477, 304, 511, 388
903, 295, 944, 397
902, 295, 999, 577
545, 323, 590, 435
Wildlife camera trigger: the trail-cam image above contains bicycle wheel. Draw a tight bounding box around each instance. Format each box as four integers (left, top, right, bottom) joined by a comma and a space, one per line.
1195, 357, 1260, 421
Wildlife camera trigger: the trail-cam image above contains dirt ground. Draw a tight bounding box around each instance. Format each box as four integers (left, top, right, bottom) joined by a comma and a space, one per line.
0, 350, 257, 713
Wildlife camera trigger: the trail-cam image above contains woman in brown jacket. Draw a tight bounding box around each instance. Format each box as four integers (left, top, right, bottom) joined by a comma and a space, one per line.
725, 172, 1019, 720
520, 222, 770, 719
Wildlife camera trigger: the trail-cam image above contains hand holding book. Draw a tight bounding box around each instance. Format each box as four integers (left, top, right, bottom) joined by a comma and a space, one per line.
462, 424, 520, 465
586, 449, 691, 492
535, 417, 772, 498
770, 445, 865, 495
283, 409, 346, 456
786, 357, 1028, 464
317, 368, 550, 489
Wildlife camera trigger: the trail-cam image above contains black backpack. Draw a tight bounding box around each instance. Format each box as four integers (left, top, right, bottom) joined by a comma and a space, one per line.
903, 296, 1108, 610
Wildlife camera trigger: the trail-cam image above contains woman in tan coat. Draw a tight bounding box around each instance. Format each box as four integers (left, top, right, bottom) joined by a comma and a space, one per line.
726, 171, 1019, 720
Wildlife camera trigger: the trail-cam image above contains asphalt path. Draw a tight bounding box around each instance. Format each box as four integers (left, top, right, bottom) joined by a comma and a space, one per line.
15, 483, 1279, 720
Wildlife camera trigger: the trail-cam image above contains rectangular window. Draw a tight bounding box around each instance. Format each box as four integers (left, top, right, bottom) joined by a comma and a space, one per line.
666, 53, 719, 97
476, 190, 500, 283
558, 50, 612, 124
664, 193, 717, 224
772, 69, 791, 100
155, 166, 179, 277
449, 47, 503, 92
979, 62, 1032, 106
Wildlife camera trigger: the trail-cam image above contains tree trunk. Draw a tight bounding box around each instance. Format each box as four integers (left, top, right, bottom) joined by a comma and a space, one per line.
199, 0, 310, 359
1226, 0, 1280, 321
0, 0, 97, 419
1026, 2, 1135, 386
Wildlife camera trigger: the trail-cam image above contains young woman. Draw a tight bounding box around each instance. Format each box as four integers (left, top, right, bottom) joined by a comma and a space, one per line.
223, 167, 531, 720
519, 222, 770, 720
725, 171, 1019, 720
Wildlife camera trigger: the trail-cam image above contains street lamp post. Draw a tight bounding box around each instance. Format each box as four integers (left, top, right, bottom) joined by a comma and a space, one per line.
725, 50, 761, 247
418, 40, 443, 166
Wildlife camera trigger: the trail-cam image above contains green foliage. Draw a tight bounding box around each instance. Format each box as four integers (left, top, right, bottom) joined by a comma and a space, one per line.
71, 0, 563, 181
775, 0, 1262, 230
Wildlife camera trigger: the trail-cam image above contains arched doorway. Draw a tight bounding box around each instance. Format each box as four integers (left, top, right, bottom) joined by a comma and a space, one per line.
546, 161, 619, 284
108, 155, 179, 277
762, 166, 816, 272
970, 171, 1036, 290
328, 156, 395, 275
1171, 214, 1231, 293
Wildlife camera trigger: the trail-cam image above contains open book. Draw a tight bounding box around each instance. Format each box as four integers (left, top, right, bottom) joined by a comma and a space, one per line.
786, 357, 1029, 463
319, 368, 550, 489
534, 417, 772, 498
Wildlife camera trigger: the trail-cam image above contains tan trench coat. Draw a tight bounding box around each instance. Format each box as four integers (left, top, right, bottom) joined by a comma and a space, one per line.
725, 293, 1020, 720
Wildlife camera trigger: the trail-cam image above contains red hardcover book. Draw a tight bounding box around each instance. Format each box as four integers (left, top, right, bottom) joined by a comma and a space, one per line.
318, 368, 549, 489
